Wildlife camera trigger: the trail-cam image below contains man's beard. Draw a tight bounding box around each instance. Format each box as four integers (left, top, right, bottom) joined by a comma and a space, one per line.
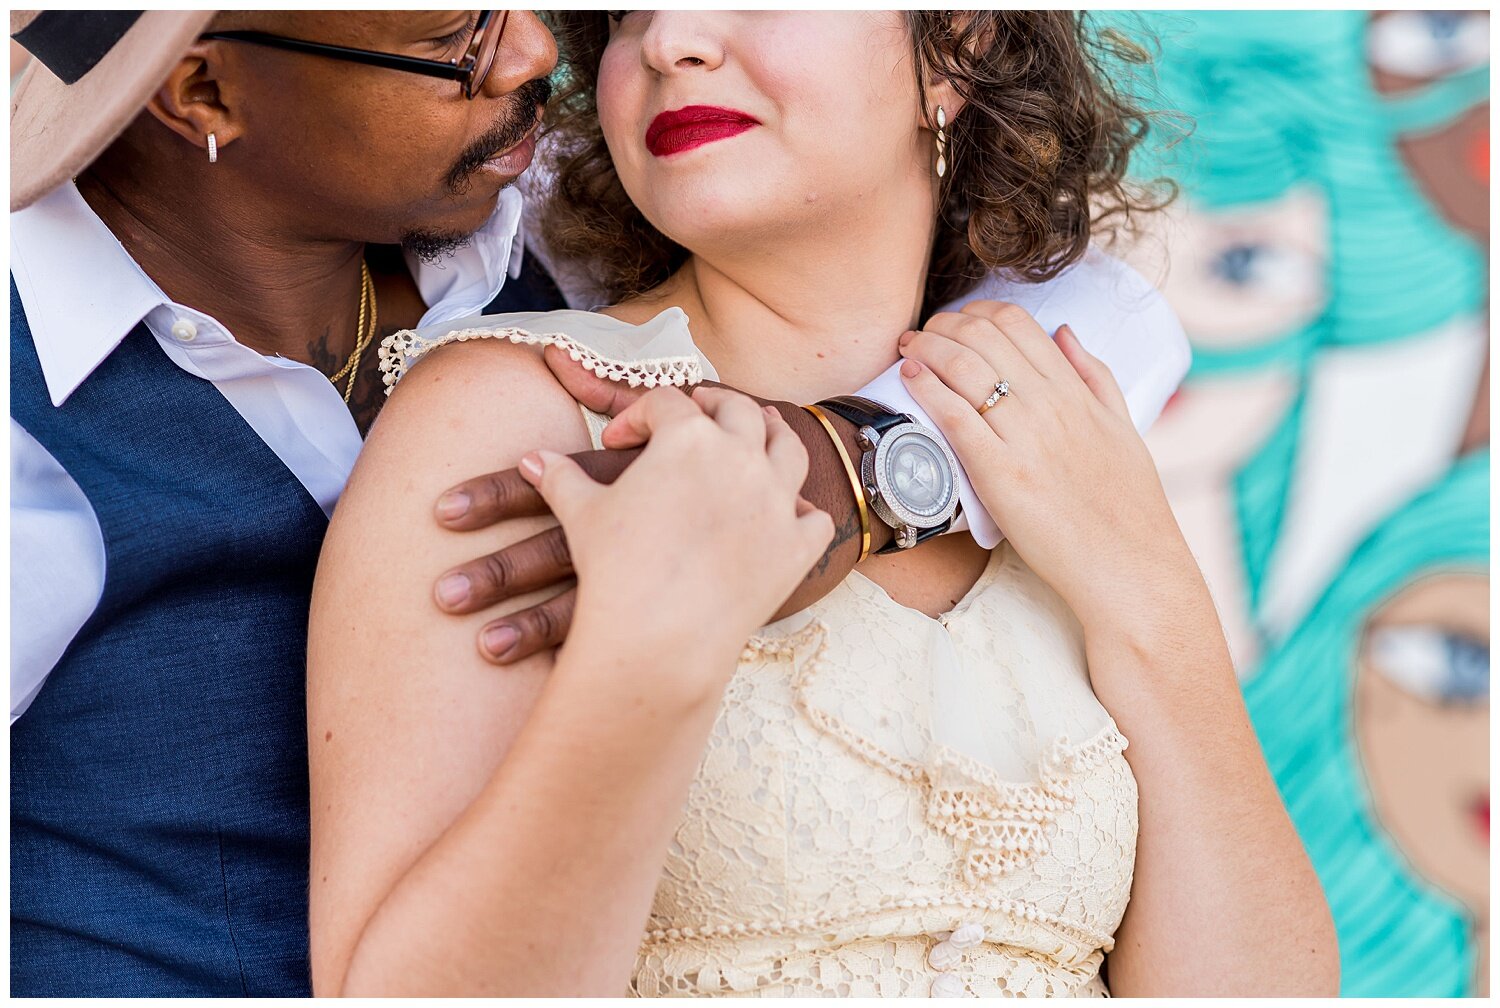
399, 76, 554, 266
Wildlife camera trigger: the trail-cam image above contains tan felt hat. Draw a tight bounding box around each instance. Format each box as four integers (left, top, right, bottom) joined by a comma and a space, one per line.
11, 10, 215, 212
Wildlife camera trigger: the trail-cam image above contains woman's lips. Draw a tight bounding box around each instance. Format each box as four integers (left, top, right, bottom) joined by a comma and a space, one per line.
646, 105, 759, 157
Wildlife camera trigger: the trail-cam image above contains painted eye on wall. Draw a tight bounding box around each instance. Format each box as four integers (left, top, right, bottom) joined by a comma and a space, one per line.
1368, 10, 1489, 82
1366, 624, 1490, 705
1133, 186, 1329, 349
1208, 241, 1320, 295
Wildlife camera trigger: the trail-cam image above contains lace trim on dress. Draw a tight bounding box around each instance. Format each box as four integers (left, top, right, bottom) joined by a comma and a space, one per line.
639, 888, 1117, 952
377, 325, 704, 396
742, 621, 1129, 890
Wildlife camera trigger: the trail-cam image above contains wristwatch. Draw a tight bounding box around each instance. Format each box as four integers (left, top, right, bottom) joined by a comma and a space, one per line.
815, 395, 960, 554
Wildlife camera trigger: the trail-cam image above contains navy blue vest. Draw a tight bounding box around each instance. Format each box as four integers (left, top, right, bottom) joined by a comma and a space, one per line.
10, 279, 327, 996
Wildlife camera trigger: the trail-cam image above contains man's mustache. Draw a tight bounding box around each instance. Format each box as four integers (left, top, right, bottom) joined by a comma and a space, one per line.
446, 76, 554, 191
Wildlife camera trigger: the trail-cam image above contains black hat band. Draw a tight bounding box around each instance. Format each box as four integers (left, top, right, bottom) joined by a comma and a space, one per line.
13, 11, 145, 85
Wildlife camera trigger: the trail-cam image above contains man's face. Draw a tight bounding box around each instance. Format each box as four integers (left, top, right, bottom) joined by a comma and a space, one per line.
210, 11, 557, 255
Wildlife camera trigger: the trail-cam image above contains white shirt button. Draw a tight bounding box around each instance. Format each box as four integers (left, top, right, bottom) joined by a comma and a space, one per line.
170, 319, 198, 343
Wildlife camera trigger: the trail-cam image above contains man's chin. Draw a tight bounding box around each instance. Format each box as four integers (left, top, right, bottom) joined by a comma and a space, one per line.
400, 228, 478, 266
402, 173, 517, 264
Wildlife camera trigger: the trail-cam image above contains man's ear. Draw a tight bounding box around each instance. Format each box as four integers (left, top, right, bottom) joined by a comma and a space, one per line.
143, 41, 244, 158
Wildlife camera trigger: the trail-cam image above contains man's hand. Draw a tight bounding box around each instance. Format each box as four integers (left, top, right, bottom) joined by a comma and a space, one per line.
433, 345, 881, 664
430, 346, 644, 662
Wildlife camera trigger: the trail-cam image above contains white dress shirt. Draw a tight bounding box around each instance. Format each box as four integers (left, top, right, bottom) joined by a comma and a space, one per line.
10, 181, 525, 722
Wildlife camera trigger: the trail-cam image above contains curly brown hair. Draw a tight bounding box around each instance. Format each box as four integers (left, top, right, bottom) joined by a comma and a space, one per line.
540, 12, 1172, 315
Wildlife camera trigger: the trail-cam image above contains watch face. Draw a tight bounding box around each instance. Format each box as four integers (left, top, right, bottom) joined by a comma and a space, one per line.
881, 429, 955, 522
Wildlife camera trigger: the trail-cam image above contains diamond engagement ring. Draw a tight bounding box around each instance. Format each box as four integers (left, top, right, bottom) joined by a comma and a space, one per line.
977, 380, 1011, 415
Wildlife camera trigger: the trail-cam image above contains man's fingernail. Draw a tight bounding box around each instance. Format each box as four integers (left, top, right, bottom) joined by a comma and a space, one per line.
482, 624, 520, 659
519, 452, 543, 481
901, 359, 923, 379
436, 572, 471, 608
436, 491, 470, 521
898, 330, 915, 347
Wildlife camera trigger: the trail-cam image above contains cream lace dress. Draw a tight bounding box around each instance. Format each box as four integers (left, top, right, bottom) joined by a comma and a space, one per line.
382, 309, 1140, 998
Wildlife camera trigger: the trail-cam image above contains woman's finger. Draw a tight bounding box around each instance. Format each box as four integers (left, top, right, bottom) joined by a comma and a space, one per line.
519, 449, 601, 528
763, 406, 811, 492
692, 385, 767, 442
600, 386, 704, 450
914, 312, 1043, 395
896, 357, 1008, 453
433, 525, 573, 615
958, 300, 1073, 381
794, 505, 837, 566
1055, 324, 1131, 421
476, 586, 577, 665
898, 329, 1006, 411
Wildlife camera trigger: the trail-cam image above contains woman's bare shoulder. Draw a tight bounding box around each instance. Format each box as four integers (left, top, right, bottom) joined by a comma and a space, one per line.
315, 334, 589, 664
360, 334, 593, 490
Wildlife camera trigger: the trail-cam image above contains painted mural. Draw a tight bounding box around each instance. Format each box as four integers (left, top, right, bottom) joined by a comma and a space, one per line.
1105, 10, 1489, 996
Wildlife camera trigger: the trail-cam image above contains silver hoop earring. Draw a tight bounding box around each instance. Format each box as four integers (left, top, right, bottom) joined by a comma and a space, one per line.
207, 132, 218, 163
934, 106, 947, 179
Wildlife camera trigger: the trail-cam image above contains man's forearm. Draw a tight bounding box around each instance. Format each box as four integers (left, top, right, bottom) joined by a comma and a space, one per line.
558, 395, 882, 619
768, 401, 891, 619
430, 384, 895, 659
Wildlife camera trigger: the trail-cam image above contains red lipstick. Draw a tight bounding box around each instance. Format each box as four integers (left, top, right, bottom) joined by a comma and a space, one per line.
646, 105, 760, 157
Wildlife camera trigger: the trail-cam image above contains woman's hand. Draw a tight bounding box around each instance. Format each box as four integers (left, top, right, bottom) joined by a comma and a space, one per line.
896, 300, 1204, 641
901, 303, 1340, 995
519, 385, 834, 677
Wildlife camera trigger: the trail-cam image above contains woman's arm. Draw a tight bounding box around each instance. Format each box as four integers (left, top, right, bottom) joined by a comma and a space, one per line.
894, 301, 1339, 996
1080, 574, 1336, 996
308, 339, 827, 995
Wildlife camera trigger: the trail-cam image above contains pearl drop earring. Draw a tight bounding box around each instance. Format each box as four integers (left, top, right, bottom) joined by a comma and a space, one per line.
934, 106, 947, 179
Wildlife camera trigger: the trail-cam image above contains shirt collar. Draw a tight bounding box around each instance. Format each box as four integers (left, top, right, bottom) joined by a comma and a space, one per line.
407, 184, 526, 328
10, 181, 527, 407
10, 182, 170, 406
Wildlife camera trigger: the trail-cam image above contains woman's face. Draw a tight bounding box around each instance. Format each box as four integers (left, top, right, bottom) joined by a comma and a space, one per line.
596, 11, 930, 255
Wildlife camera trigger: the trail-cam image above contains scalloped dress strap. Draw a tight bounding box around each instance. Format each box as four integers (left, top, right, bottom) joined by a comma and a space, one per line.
580, 405, 610, 450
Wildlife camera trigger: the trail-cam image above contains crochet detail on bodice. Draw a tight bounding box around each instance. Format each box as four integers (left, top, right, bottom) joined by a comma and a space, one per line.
631, 548, 1139, 997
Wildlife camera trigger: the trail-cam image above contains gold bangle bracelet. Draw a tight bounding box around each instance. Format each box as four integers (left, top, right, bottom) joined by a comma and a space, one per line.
802, 403, 872, 564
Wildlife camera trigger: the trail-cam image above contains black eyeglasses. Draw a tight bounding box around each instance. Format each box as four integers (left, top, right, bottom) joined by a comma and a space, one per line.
200, 11, 507, 100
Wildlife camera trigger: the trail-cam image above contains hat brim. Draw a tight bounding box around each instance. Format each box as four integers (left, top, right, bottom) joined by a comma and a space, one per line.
11, 10, 216, 211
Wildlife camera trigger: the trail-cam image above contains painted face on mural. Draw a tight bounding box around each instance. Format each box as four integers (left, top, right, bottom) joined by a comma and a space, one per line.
1367, 10, 1489, 244
1355, 572, 1489, 989
1118, 11, 1488, 994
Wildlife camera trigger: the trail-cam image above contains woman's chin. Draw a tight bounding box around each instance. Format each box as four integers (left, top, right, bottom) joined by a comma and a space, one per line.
647, 195, 809, 255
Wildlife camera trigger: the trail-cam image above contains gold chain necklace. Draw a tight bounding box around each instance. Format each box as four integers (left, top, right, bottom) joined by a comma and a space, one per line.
328, 261, 378, 404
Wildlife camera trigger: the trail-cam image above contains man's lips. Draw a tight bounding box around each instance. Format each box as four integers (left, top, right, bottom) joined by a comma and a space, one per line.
645, 105, 759, 157
481, 110, 545, 178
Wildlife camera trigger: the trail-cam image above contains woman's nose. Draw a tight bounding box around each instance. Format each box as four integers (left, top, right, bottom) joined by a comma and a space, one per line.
640, 11, 726, 75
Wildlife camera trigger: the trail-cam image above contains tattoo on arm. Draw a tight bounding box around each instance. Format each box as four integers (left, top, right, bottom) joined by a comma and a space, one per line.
815, 503, 861, 579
